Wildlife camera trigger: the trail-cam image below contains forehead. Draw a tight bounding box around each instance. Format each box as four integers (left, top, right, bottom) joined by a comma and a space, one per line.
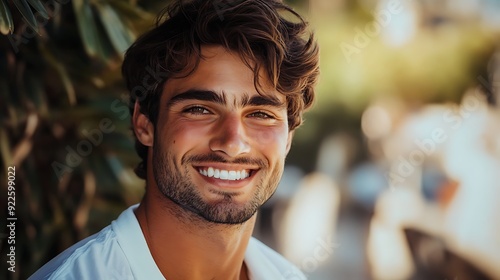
162, 45, 283, 103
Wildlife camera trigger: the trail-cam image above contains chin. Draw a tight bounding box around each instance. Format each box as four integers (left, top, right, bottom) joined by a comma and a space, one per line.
196, 200, 259, 225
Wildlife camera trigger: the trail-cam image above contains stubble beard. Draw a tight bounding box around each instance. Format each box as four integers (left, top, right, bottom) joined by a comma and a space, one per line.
152, 143, 284, 225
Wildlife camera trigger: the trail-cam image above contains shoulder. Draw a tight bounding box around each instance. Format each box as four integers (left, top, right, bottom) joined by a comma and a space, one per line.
246, 237, 307, 280
28, 225, 133, 280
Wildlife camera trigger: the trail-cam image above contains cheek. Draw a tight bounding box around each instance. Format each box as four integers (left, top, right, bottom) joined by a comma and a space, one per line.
161, 121, 212, 147
250, 126, 289, 156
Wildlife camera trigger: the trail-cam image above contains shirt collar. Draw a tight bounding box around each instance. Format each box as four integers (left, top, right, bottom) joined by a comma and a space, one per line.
112, 204, 165, 280
244, 238, 285, 280
112, 204, 289, 280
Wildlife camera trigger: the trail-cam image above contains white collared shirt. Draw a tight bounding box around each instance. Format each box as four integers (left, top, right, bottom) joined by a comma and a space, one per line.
29, 204, 306, 280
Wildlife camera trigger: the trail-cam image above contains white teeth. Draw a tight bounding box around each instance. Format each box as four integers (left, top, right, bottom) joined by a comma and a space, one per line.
220, 170, 229, 179
198, 168, 251, 180
228, 171, 237, 180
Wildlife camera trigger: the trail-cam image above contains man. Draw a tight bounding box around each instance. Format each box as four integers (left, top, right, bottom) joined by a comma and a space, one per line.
30, 0, 319, 279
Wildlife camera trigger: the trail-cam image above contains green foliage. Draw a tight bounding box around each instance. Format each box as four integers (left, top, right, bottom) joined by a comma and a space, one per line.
0, 0, 14, 34
0, 0, 159, 278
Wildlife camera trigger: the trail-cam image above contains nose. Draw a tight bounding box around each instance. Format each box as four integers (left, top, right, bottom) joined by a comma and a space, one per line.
209, 114, 251, 157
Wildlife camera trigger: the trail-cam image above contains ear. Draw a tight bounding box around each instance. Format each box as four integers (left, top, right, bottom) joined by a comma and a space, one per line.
132, 101, 154, 147
285, 131, 294, 155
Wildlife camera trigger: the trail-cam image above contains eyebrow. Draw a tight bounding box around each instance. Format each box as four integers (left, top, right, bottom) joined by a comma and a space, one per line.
166, 89, 285, 109
167, 90, 226, 108
239, 94, 286, 108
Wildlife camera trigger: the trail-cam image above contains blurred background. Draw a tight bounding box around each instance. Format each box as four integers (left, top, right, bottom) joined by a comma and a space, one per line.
1, 0, 500, 279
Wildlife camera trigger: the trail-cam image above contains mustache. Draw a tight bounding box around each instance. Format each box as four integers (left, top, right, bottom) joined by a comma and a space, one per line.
183, 153, 266, 168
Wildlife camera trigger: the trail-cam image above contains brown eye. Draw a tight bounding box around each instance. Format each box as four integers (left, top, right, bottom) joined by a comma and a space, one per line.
184, 106, 211, 114
249, 111, 273, 119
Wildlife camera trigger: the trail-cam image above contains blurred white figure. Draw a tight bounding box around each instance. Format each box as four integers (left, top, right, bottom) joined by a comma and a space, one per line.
367, 219, 414, 280
367, 87, 500, 279
382, 104, 449, 191
278, 173, 340, 273
363, 99, 457, 279
367, 187, 435, 280
442, 91, 500, 279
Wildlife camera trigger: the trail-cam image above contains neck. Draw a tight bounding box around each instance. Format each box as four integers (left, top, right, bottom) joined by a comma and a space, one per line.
135, 186, 255, 280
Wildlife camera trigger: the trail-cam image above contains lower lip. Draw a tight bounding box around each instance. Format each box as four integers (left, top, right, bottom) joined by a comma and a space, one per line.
195, 170, 255, 189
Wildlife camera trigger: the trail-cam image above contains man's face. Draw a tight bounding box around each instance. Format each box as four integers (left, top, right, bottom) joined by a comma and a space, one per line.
150, 45, 292, 224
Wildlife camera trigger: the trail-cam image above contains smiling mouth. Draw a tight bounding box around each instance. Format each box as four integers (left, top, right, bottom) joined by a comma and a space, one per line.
197, 167, 255, 181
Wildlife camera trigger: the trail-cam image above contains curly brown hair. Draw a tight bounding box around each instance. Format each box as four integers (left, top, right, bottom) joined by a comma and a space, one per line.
122, 0, 320, 179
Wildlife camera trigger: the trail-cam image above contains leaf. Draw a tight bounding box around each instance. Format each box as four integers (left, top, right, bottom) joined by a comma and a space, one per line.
12, 0, 38, 32
72, 0, 99, 57
95, 3, 135, 57
72, 0, 114, 61
0, 0, 14, 34
27, 0, 49, 19
108, 0, 150, 21
93, 17, 115, 62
